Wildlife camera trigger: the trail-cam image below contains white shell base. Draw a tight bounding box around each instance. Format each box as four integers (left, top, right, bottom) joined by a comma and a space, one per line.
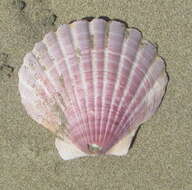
55, 126, 139, 160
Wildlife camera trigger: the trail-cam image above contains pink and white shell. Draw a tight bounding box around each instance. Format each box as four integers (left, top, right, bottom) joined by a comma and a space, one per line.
18, 17, 168, 160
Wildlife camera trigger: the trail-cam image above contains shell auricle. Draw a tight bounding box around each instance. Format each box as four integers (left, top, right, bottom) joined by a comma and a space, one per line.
18, 17, 168, 160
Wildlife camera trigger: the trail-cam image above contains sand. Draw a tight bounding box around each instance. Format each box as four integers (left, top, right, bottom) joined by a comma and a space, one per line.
0, 0, 192, 189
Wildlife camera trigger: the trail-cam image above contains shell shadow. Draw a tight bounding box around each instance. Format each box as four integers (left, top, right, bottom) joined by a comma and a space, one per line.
158, 56, 169, 106
98, 16, 111, 22
113, 18, 128, 28
129, 127, 141, 149
80, 16, 129, 28
68, 19, 77, 24
82, 16, 95, 22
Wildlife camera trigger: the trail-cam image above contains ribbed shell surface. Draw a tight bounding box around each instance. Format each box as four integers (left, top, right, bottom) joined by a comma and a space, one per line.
18, 18, 168, 155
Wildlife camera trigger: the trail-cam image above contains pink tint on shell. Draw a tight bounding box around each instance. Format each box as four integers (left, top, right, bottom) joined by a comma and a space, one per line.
18, 18, 168, 159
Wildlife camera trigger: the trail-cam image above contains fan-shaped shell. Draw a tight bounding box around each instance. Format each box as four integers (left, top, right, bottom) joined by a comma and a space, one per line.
18, 18, 168, 160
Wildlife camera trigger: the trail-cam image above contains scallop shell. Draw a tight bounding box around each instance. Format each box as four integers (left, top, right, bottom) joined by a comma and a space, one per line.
18, 17, 168, 160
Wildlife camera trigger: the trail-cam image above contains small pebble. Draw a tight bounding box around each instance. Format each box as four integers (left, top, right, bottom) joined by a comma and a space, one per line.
15, 0, 26, 11
47, 14, 57, 25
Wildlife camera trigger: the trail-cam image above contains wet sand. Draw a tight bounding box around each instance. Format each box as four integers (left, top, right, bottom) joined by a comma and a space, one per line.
0, 0, 192, 189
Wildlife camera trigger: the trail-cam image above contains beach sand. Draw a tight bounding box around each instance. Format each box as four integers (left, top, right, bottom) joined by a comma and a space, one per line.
0, 0, 191, 189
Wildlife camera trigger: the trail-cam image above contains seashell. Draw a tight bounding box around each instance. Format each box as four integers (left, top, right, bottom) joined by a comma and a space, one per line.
18, 17, 168, 160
